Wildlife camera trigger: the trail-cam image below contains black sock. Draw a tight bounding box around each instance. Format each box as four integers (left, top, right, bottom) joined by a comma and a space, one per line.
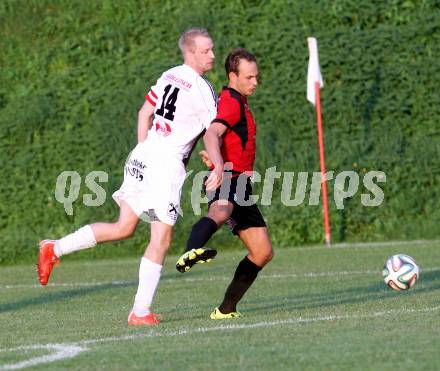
218, 256, 262, 313
185, 217, 218, 252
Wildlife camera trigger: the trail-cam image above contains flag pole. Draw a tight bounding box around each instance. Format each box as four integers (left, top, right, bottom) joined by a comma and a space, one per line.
307, 37, 331, 247
315, 82, 331, 246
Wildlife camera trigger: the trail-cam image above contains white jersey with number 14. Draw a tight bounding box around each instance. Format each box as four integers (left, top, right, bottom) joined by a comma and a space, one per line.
144, 64, 217, 161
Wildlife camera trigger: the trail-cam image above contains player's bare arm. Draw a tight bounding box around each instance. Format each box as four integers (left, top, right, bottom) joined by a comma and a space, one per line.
137, 100, 155, 143
198, 150, 213, 168
204, 122, 227, 191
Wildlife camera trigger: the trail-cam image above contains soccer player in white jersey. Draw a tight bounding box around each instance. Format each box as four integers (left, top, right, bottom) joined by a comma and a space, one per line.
37, 28, 217, 325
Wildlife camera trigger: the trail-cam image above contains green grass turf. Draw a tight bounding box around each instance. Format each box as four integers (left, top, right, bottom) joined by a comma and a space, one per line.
1, 241, 439, 370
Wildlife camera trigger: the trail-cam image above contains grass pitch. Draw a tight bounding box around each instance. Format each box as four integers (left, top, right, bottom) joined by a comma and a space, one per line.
1, 240, 439, 370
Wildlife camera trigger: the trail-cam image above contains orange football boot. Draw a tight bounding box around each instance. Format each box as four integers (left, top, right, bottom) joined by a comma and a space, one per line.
36, 240, 59, 286
127, 311, 160, 326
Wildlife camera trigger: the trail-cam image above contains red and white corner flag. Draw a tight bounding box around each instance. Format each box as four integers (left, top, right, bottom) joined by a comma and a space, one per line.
307, 37, 324, 105
307, 37, 331, 246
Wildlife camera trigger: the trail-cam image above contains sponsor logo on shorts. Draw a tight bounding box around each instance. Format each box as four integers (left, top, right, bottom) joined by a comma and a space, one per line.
167, 202, 179, 220
126, 159, 146, 169
125, 166, 144, 181
125, 158, 146, 181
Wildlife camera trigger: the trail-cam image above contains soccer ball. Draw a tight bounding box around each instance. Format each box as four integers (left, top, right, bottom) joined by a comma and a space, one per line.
382, 254, 419, 291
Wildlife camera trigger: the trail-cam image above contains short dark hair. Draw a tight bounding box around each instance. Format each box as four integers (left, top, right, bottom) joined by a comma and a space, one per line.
225, 48, 257, 75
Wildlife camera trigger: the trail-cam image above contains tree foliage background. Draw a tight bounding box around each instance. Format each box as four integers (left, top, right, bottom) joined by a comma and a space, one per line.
1, 0, 439, 264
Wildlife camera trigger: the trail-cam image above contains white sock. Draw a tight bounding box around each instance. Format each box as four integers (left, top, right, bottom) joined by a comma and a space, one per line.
133, 257, 162, 317
54, 225, 97, 257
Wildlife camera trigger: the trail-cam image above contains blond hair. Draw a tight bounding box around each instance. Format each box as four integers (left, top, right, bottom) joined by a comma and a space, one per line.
178, 27, 211, 55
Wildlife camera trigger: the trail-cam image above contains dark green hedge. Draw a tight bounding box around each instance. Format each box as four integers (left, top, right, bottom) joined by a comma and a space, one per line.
1, 0, 439, 264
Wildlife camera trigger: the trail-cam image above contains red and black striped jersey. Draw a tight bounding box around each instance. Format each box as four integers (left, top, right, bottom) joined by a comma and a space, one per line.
214, 87, 256, 174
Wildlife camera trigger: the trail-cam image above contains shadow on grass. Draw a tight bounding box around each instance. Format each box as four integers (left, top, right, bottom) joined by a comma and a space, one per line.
0, 281, 136, 313
0, 269, 191, 314
2, 270, 437, 320
243, 269, 440, 314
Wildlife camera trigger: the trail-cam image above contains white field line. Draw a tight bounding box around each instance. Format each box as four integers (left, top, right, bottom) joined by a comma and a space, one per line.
1, 305, 439, 370
278, 239, 440, 252
1, 267, 439, 290
322, 239, 440, 249
72, 239, 440, 266
0, 344, 85, 370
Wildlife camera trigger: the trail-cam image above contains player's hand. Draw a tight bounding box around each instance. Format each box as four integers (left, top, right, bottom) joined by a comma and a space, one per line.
205, 167, 223, 192
198, 150, 213, 168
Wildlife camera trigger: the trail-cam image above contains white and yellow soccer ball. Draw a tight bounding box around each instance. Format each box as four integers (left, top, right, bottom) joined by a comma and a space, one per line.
382, 254, 419, 291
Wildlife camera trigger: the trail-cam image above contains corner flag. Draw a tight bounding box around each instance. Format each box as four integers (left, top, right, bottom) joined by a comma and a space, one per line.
307, 37, 324, 105
307, 37, 331, 246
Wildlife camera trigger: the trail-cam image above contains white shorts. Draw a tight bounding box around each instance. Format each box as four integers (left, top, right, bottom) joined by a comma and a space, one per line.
112, 143, 186, 226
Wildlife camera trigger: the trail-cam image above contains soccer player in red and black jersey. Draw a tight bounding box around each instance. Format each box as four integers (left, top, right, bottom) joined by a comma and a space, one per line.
176, 48, 273, 319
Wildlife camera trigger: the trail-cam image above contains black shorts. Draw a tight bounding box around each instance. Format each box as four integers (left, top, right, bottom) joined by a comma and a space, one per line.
207, 174, 267, 235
